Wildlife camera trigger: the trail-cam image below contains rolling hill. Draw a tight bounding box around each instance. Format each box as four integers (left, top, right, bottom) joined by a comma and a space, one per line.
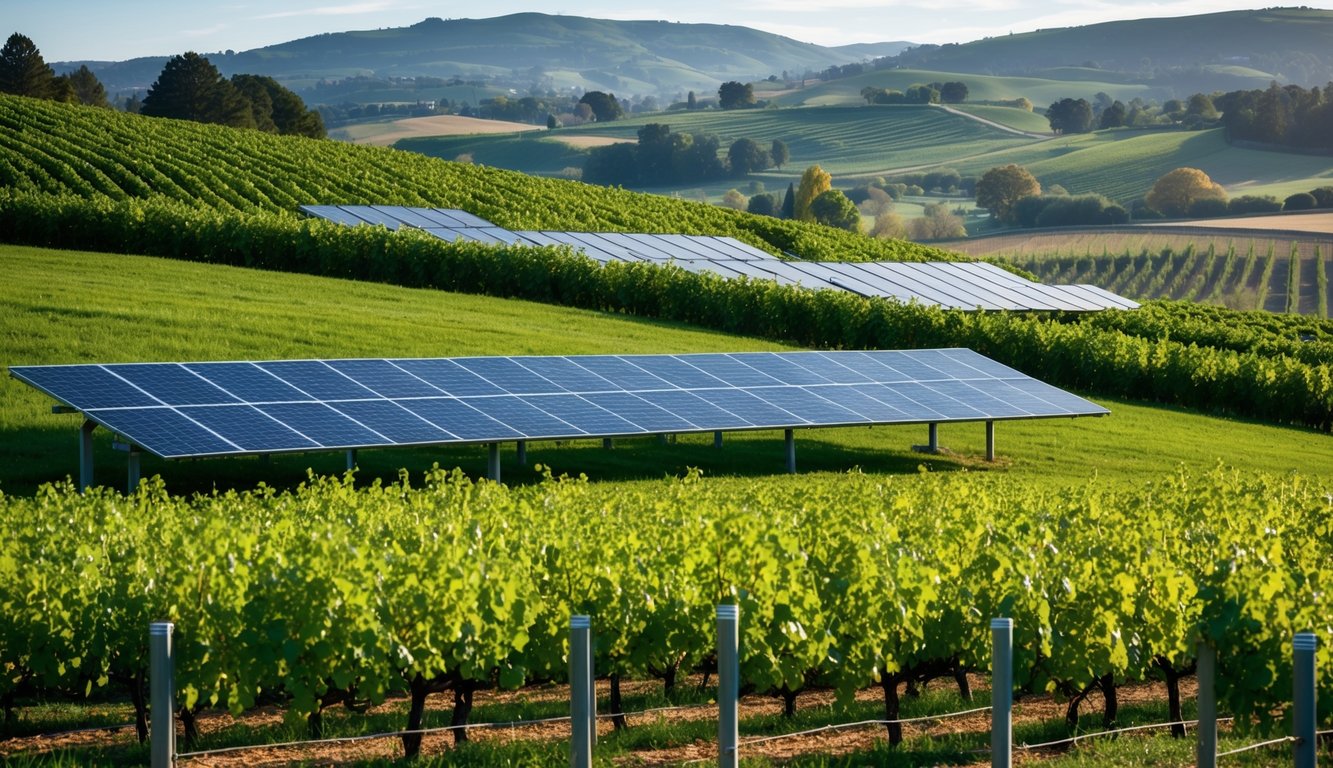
59, 13, 890, 101
881, 8, 1333, 92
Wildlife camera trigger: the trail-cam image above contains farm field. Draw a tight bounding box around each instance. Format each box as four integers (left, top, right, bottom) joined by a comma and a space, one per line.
398, 104, 1039, 182
336, 114, 540, 146
767, 68, 1160, 108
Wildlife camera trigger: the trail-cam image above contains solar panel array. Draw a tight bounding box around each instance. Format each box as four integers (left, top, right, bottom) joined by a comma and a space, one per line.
11, 350, 1107, 460
300, 205, 1139, 312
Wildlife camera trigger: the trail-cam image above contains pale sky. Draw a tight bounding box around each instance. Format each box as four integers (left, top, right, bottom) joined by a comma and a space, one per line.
10, 0, 1323, 62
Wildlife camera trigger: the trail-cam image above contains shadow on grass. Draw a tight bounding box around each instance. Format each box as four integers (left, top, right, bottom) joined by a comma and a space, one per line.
1, 424, 990, 497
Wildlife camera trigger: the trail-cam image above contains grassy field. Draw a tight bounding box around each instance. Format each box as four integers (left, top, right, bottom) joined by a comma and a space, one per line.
3, 244, 1329, 499
947, 103, 1053, 133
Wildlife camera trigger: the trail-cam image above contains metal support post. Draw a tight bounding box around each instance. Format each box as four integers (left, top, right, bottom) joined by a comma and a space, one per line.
345, 449, 357, 472
79, 418, 95, 492
991, 618, 1013, 768
1196, 641, 1216, 768
128, 448, 141, 494
570, 616, 592, 768
986, 421, 996, 462
718, 604, 739, 768
928, 422, 939, 453
1294, 632, 1317, 768
517, 440, 527, 465
784, 428, 796, 474
487, 443, 501, 482
150, 622, 175, 768
602, 437, 614, 450
657, 433, 669, 446
713, 430, 723, 449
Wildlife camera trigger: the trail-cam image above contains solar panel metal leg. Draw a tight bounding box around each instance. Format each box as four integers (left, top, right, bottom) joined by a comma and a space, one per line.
79, 418, 95, 493
487, 443, 501, 482
928, 423, 939, 453
128, 448, 141, 494
517, 440, 527, 465
345, 449, 357, 472
713, 431, 723, 449
603, 437, 614, 450
785, 429, 796, 474
986, 421, 995, 462
657, 433, 668, 445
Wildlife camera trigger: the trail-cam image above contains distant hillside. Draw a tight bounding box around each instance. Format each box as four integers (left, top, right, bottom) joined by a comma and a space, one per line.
57, 13, 887, 101
881, 8, 1333, 94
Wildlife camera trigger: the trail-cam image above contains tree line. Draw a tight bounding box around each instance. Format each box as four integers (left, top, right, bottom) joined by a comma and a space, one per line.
0, 33, 323, 138
860, 81, 968, 105
583, 123, 789, 186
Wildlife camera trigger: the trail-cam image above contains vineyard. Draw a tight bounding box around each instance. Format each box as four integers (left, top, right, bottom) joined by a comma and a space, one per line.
0, 94, 947, 264
945, 226, 1333, 317
2, 467, 1330, 757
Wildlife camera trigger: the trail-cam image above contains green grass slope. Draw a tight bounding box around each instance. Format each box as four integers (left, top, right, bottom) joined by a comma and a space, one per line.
400, 104, 1038, 181
4, 244, 1328, 497
775, 68, 1157, 108
948, 128, 1333, 202
0, 94, 950, 262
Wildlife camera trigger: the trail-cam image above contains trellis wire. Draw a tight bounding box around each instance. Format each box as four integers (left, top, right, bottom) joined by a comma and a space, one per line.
1215, 734, 1298, 758
1016, 718, 1204, 750
738, 704, 994, 748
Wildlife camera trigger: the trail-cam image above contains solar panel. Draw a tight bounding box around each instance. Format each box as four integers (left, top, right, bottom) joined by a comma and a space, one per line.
10, 350, 1108, 461
299, 205, 1137, 312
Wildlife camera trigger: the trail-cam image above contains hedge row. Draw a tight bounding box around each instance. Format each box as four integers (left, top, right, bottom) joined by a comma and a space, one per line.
1, 191, 1329, 430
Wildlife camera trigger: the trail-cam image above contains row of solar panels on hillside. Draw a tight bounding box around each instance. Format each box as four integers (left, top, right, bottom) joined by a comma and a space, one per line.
300, 205, 1139, 312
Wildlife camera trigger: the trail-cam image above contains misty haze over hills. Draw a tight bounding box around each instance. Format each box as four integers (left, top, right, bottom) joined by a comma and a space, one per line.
53, 8, 1333, 103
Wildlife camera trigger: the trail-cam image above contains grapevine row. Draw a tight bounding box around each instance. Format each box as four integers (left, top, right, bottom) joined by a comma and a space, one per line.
1, 467, 1329, 746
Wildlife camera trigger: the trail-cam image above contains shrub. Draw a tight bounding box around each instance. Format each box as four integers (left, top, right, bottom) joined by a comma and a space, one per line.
1227, 195, 1283, 215
1187, 197, 1230, 218
1284, 192, 1317, 211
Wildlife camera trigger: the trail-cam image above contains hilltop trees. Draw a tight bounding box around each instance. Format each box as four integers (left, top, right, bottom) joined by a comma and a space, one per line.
61, 65, 108, 108
1146, 168, 1227, 218
1047, 98, 1094, 134
976, 165, 1040, 224
0, 33, 65, 100
231, 74, 325, 138
142, 53, 254, 128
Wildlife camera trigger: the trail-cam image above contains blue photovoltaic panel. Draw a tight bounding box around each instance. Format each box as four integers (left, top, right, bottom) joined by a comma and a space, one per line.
9, 349, 1108, 460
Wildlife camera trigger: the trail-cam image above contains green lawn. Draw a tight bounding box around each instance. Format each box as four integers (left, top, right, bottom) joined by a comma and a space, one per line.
2, 244, 1329, 498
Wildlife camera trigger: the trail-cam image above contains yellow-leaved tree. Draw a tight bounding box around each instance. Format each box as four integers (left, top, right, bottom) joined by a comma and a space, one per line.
1146, 168, 1227, 218
794, 165, 831, 221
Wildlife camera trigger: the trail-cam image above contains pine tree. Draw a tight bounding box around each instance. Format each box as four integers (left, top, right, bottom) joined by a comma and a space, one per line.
781, 183, 796, 219
231, 73, 325, 138
141, 52, 255, 129
0, 33, 60, 99
59, 65, 109, 107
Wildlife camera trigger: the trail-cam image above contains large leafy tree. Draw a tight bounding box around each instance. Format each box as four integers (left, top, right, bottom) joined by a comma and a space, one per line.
770, 139, 789, 170
1145, 168, 1227, 218
794, 165, 832, 221
717, 81, 755, 110
141, 52, 254, 128
231, 74, 325, 138
1047, 97, 1093, 134
578, 91, 623, 122
726, 138, 770, 177
809, 189, 860, 232
0, 33, 62, 99
975, 164, 1040, 224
